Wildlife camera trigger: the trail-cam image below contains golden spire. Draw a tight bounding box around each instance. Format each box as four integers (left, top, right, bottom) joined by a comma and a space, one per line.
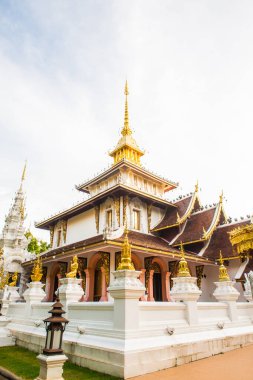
177, 242, 191, 277
121, 80, 132, 136
195, 180, 199, 193
109, 81, 144, 166
117, 225, 135, 270
218, 251, 230, 281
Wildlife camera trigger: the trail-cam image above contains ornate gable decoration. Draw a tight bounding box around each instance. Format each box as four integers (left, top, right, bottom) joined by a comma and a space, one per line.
229, 223, 253, 254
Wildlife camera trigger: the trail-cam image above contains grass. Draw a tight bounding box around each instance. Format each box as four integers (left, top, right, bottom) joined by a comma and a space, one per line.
0, 346, 121, 380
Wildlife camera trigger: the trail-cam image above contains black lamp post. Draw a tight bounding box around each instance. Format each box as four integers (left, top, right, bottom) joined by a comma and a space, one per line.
43, 298, 69, 356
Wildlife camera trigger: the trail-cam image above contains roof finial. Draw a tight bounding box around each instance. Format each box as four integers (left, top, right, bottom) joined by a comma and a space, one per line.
21, 161, 27, 181
219, 190, 223, 204
121, 80, 132, 136
195, 180, 199, 193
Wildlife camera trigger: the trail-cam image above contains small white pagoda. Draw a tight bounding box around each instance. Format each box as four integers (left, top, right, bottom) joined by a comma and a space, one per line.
0, 164, 32, 284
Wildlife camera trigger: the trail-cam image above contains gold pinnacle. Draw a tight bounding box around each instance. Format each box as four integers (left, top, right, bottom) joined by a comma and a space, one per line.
218, 251, 230, 282
122, 80, 132, 136
117, 224, 135, 270
219, 190, 224, 204
124, 80, 129, 96
195, 180, 199, 193
177, 242, 191, 277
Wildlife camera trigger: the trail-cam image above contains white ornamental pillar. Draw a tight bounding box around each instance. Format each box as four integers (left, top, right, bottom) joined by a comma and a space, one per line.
170, 245, 201, 326
6, 286, 21, 302
23, 282, 46, 304
170, 276, 201, 325
213, 252, 240, 322
108, 270, 145, 331
213, 281, 239, 321
58, 278, 84, 308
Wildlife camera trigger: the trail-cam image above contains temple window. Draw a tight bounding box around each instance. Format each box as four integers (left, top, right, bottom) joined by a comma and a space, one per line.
106, 210, 113, 228
133, 209, 141, 230
57, 230, 61, 247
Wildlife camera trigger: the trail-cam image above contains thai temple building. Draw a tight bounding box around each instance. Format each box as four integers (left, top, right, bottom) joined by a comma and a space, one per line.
1, 83, 253, 379
19, 82, 252, 303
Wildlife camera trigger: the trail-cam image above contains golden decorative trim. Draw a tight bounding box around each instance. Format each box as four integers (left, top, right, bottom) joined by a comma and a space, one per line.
95, 205, 100, 234
123, 195, 129, 225
114, 198, 120, 226
147, 204, 152, 232
23, 235, 210, 267
177, 183, 199, 225
49, 226, 54, 248
229, 224, 253, 254
153, 182, 199, 232
202, 191, 226, 240
62, 220, 67, 243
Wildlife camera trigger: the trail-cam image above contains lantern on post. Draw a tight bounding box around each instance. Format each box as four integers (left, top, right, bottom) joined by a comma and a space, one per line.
43, 298, 69, 356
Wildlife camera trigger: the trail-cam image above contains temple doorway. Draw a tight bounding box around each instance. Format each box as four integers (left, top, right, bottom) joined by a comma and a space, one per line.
153, 262, 162, 301
93, 258, 103, 301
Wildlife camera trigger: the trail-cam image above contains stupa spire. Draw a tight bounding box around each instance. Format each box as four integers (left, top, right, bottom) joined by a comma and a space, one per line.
121, 81, 132, 136
19, 161, 27, 191
109, 82, 144, 166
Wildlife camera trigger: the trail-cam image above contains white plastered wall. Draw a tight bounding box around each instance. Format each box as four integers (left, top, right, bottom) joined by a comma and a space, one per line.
151, 206, 166, 229
66, 208, 96, 244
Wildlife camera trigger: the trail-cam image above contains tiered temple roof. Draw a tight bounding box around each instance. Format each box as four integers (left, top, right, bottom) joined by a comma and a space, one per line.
33, 82, 252, 271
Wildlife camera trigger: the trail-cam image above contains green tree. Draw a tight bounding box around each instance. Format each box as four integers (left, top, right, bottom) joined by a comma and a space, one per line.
25, 231, 50, 255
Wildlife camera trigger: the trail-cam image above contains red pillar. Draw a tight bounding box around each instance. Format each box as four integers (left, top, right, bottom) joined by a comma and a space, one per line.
147, 269, 154, 301
100, 267, 108, 301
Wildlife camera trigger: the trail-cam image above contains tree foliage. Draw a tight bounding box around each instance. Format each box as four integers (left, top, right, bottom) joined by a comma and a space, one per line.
25, 231, 50, 255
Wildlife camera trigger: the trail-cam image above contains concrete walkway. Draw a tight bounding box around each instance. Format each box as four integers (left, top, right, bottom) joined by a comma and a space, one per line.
132, 344, 253, 380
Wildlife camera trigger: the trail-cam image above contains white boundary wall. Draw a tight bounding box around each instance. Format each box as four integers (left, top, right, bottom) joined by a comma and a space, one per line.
2, 297, 253, 378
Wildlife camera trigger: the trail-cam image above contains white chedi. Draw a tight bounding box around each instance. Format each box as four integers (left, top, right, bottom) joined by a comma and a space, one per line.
170, 244, 201, 302
0, 164, 34, 275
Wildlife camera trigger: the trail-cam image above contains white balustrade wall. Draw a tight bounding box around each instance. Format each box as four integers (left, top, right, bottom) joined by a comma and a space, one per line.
1, 280, 253, 379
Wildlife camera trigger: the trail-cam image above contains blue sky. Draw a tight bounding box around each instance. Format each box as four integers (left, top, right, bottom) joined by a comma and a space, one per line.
0, 1, 252, 240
